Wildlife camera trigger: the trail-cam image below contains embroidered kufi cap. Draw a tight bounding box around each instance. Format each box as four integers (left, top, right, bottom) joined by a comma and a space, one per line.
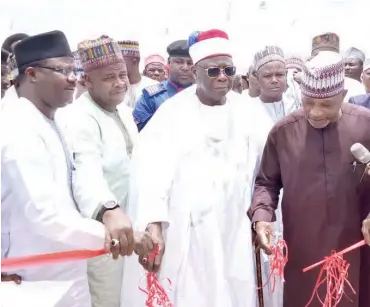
78, 35, 124, 73
285, 54, 304, 71
144, 54, 166, 67
363, 58, 370, 72
187, 29, 231, 65
344, 47, 365, 63
14, 30, 72, 73
301, 51, 345, 99
311, 32, 340, 55
117, 40, 140, 58
254, 46, 285, 71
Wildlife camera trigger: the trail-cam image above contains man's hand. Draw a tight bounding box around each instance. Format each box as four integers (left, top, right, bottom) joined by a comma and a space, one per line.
102, 207, 134, 259
362, 216, 370, 245
134, 231, 156, 256
1, 273, 21, 284
255, 221, 275, 255
139, 222, 165, 273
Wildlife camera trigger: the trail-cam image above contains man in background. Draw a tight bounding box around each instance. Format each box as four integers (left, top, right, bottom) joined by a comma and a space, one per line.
311, 32, 365, 102
133, 40, 194, 131
345, 47, 365, 83
143, 54, 167, 82
349, 58, 370, 108
118, 40, 157, 108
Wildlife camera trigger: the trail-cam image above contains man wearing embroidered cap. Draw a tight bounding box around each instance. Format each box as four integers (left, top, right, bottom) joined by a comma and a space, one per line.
117, 40, 158, 108
121, 29, 271, 307
249, 51, 370, 307
68, 35, 154, 307
143, 54, 166, 82
345, 47, 366, 83
133, 39, 194, 131
310, 32, 365, 102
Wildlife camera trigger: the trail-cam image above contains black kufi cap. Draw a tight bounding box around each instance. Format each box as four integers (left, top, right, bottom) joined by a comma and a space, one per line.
1, 48, 9, 63
167, 40, 190, 58
14, 30, 72, 71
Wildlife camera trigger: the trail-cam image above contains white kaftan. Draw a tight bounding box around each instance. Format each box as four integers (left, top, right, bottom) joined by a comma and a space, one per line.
69, 92, 138, 307
1, 98, 106, 307
344, 77, 365, 102
120, 76, 158, 109
121, 87, 271, 307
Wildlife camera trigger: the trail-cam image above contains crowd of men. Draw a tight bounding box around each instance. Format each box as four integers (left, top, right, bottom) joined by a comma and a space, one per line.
1, 27, 370, 307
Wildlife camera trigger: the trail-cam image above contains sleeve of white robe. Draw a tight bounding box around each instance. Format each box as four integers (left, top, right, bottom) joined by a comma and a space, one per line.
71, 115, 118, 219
2, 134, 105, 250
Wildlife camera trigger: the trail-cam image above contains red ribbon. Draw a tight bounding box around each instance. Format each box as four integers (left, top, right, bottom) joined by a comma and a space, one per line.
1, 249, 106, 271
260, 238, 288, 293
303, 240, 366, 307
138, 246, 173, 307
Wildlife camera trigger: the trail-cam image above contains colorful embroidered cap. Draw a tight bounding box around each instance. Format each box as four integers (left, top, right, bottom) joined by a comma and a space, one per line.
78, 35, 124, 73
187, 29, 232, 65
117, 40, 140, 58
311, 32, 340, 55
285, 54, 304, 71
301, 51, 345, 99
254, 46, 285, 71
344, 47, 365, 63
144, 54, 166, 67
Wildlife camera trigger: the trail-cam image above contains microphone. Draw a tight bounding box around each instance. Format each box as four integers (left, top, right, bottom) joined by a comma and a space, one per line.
350, 143, 370, 165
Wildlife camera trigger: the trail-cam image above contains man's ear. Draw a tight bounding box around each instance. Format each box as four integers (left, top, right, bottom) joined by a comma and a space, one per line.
24, 67, 36, 82
191, 65, 197, 80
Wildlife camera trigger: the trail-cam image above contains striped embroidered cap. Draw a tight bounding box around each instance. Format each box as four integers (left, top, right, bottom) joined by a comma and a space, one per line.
363, 58, 370, 72
344, 47, 365, 63
78, 35, 124, 73
301, 51, 345, 99
254, 46, 285, 71
117, 40, 140, 57
285, 54, 304, 71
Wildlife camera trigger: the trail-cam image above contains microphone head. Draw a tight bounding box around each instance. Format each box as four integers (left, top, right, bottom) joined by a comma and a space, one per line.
350, 143, 370, 164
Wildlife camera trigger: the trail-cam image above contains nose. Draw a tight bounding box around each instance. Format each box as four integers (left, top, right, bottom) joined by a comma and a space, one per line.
181, 63, 191, 71
154, 70, 160, 76
115, 77, 126, 88
271, 75, 278, 83
67, 72, 78, 83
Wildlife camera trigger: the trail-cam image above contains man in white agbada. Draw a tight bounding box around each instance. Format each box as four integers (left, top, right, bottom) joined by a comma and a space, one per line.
117, 40, 158, 109
69, 35, 154, 307
250, 46, 300, 307
121, 29, 271, 307
1, 31, 142, 307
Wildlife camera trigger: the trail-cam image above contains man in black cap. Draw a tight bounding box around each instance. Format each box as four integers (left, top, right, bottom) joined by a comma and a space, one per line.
132, 39, 194, 131
1, 48, 10, 99
1, 30, 138, 307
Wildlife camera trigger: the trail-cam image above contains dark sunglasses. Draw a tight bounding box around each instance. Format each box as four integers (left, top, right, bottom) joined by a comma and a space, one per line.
198, 65, 236, 78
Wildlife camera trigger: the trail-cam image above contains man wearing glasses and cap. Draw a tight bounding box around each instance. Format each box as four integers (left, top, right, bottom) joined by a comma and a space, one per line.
121, 29, 270, 307
132, 39, 194, 131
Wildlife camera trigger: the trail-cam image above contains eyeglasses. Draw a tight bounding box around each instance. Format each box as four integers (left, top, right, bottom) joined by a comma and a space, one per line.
198, 65, 236, 78
33, 65, 77, 78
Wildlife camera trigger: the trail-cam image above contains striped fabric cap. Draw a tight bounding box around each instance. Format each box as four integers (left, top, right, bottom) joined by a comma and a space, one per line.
117, 40, 140, 57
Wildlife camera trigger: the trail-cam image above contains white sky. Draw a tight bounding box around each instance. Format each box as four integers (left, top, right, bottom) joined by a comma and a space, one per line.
0, 0, 368, 71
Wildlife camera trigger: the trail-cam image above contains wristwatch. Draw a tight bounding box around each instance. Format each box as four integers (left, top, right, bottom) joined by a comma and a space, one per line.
97, 201, 120, 222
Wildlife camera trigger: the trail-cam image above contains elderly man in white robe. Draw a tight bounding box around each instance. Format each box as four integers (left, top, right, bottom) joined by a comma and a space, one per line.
1, 30, 142, 307
121, 29, 271, 307
69, 35, 148, 307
